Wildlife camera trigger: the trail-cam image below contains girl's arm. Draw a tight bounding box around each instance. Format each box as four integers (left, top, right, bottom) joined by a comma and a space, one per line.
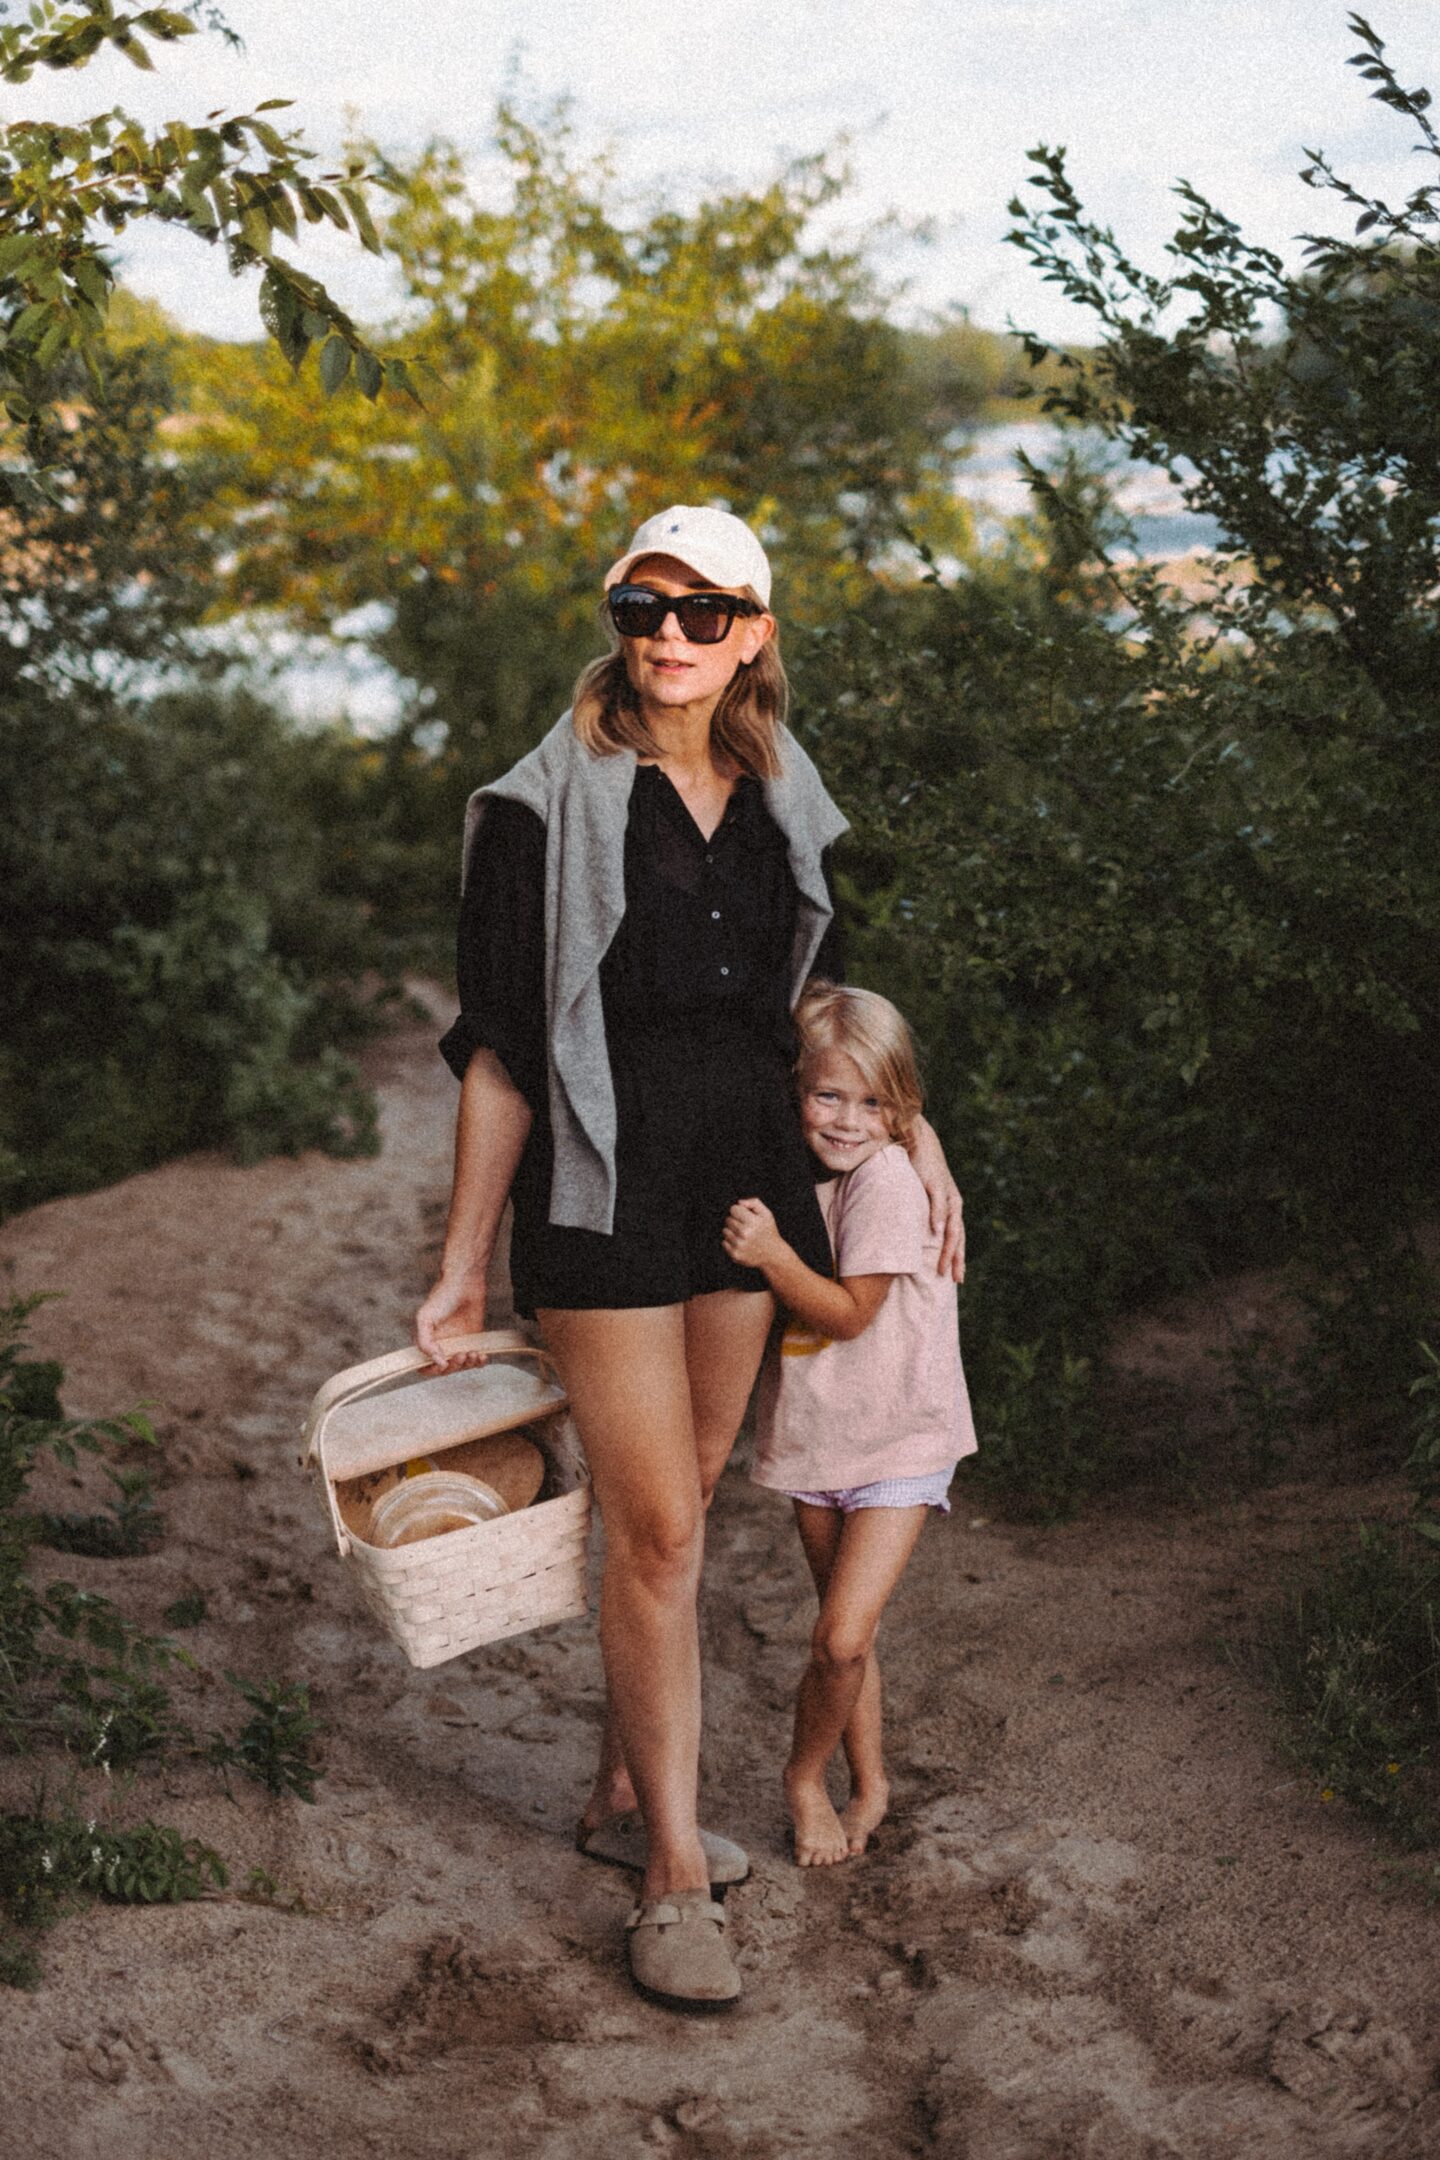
415, 1048, 533, 1370
722, 1199, 893, 1342
907, 1116, 965, 1283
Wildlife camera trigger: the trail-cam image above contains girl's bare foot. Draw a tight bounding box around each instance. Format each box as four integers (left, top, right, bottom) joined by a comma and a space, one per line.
840, 1777, 889, 1854
784, 1766, 851, 1866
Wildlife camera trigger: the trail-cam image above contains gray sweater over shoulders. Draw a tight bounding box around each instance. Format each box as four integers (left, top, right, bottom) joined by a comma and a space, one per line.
461, 712, 849, 1236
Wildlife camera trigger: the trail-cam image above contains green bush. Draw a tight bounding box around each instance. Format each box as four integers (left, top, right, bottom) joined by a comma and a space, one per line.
791, 22, 1440, 1510
0, 1807, 228, 1989
1260, 1526, 1440, 1847
0, 346, 387, 1215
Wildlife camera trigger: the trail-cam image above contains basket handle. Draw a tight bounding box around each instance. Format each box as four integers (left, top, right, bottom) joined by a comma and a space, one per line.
299, 1330, 559, 1557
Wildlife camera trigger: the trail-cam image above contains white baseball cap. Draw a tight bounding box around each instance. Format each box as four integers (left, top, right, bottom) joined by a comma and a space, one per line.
604, 505, 772, 607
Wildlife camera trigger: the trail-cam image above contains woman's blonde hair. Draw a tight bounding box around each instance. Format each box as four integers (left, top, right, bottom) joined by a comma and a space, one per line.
570, 594, 787, 781
794, 981, 925, 1147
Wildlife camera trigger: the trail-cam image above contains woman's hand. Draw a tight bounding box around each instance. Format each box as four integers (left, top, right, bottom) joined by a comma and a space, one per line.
414, 1266, 492, 1372
908, 1117, 965, 1282
722, 1197, 786, 1272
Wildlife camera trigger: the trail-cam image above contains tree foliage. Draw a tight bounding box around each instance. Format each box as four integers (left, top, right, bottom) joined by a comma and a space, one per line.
796, 13, 1440, 1509
175, 99, 983, 782
0, 0, 398, 500
0, 331, 384, 1213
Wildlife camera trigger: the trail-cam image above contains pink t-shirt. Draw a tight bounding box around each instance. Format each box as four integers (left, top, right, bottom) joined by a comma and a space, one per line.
752, 1144, 977, 1493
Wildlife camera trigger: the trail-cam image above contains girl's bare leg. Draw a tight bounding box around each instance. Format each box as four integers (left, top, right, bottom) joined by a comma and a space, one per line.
787, 1502, 928, 1865
837, 1656, 890, 1853
542, 1293, 772, 1901
796, 1503, 888, 1844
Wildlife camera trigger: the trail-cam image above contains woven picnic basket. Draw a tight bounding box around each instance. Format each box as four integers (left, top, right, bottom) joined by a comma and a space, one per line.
301, 1329, 591, 1669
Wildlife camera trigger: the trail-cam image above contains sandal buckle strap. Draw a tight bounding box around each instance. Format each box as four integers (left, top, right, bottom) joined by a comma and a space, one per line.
626, 1896, 725, 1931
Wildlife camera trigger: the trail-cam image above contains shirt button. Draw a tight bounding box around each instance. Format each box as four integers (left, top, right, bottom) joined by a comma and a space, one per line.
710, 910, 721, 921
705, 852, 713, 864
720, 966, 730, 977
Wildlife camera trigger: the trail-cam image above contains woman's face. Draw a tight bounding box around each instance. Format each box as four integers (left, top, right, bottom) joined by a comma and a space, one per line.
615, 553, 774, 721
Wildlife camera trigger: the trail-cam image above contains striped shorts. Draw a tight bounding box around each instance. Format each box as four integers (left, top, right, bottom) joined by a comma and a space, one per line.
782, 1466, 956, 1514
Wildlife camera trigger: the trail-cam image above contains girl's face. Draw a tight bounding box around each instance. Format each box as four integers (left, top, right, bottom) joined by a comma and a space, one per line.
615, 554, 773, 721
799, 1050, 893, 1174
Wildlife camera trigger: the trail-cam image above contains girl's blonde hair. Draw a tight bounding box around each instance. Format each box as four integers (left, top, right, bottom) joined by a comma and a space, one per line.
570, 595, 787, 781
794, 981, 925, 1147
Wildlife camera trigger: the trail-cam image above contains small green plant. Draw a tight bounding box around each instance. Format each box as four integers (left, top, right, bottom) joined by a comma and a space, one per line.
1406, 1342, 1440, 1539
37, 1465, 162, 1558
241, 1865, 325, 1915
0, 1800, 227, 1983
1222, 1331, 1299, 1486
209, 1674, 322, 1803
972, 1336, 1104, 1520
1259, 1524, 1440, 1848
1292, 1239, 1439, 1448
162, 1590, 207, 1630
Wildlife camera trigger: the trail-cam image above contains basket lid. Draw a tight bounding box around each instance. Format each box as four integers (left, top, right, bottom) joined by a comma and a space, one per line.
324, 1363, 565, 1481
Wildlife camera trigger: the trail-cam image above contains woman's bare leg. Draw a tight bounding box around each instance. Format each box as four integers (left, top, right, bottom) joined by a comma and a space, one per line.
541, 1295, 769, 1901
683, 1289, 775, 1502
786, 1503, 928, 1865
568, 1291, 774, 1850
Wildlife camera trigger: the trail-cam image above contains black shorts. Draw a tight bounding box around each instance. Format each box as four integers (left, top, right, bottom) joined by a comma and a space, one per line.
508, 1022, 832, 1314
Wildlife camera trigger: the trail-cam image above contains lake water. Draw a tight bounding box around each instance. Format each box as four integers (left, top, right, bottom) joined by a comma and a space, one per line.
955, 420, 1221, 561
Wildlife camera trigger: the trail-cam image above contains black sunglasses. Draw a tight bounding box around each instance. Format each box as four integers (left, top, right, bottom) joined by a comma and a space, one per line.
607, 583, 763, 646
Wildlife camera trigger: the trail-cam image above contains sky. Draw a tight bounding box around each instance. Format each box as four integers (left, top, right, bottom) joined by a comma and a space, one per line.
11, 0, 1440, 347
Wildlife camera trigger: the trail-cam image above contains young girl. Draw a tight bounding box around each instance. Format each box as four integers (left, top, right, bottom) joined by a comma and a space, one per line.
721, 983, 976, 1867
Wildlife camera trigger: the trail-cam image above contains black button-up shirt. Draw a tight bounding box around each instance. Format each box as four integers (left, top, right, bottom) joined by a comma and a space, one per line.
440, 763, 844, 1110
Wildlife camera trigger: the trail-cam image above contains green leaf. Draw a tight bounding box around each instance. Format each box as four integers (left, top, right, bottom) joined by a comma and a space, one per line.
240, 207, 271, 257
308, 187, 348, 232
0, 231, 48, 276
339, 182, 381, 255
246, 119, 291, 161
72, 257, 110, 309
319, 335, 352, 395
9, 300, 51, 343
140, 9, 202, 36
259, 268, 308, 370
387, 356, 424, 407
355, 347, 383, 400
300, 308, 331, 340
264, 185, 298, 242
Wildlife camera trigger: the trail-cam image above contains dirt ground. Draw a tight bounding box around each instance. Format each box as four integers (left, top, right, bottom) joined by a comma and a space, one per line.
1, 1000, 1437, 2160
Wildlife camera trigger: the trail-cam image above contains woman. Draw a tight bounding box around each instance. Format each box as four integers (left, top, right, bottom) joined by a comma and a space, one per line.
415, 505, 962, 2010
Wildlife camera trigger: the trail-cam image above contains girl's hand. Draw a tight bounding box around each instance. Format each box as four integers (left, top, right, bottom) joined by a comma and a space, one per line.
414, 1266, 492, 1372
908, 1118, 966, 1283
723, 1197, 785, 1271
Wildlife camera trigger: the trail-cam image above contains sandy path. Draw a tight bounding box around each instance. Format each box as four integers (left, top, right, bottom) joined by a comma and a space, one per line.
1, 1005, 1436, 2160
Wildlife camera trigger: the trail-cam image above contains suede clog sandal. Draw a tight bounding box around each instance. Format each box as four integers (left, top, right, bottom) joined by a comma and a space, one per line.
625, 1889, 741, 2010
576, 1812, 750, 1886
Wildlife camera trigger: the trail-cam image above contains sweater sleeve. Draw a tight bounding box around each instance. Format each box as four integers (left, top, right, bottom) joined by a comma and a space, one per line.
437, 796, 548, 1111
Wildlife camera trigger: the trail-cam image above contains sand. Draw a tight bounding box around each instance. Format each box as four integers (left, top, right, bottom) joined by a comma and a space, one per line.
1, 998, 1436, 2159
